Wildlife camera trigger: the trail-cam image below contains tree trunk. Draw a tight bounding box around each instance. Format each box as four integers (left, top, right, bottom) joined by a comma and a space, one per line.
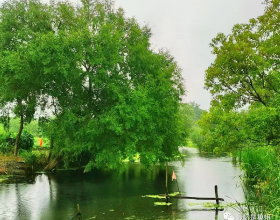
44, 156, 61, 172
14, 113, 24, 157
47, 137, 54, 163
165, 161, 168, 203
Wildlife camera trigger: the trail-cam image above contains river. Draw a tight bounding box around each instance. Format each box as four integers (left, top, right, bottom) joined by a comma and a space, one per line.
0, 147, 245, 220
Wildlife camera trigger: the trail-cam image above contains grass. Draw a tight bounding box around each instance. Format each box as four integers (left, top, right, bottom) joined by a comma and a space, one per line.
237, 146, 280, 218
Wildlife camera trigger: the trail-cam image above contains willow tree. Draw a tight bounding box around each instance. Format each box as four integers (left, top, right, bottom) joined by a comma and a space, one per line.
22, 0, 187, 170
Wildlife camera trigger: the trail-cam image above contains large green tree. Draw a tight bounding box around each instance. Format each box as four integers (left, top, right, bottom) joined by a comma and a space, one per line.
21, 0, 187, 170
199, 0, 280, 152
205, 0, 280, 110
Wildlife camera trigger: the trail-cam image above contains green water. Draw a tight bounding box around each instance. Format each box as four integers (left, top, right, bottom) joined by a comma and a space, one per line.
0, 148, 245, 220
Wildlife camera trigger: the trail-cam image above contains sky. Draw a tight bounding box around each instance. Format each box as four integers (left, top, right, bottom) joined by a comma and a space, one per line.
112, 0, 265, 110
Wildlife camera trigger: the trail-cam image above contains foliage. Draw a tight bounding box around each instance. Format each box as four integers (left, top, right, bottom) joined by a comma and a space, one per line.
179, 103, 195, 145
198, 0, 280, 151
6, 0, 187, 170
0, 135, 9, 154
189, 102, 203, 122
8, 118, 20, 135
0, 0, 54, 156
239, 147, 280, 217
21, 150, 37, 165
197, 103, 280, 152
18, 130, 34, 152
176, 102, 205, 148
24, 120, 41, 137
0, 130, 10, 145
189, 126, 204, 150
205, 0, 280, 109
4, 118, 41, 137
0, 129, 13, 154
199, 0, 280, 216
0, 0, 191, 171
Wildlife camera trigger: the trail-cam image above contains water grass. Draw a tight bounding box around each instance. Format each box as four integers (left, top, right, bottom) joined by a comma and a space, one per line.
236, 146, 280, 218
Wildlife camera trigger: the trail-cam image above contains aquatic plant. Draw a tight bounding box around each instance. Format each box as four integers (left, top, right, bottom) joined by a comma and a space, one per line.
240, 147, 280, 218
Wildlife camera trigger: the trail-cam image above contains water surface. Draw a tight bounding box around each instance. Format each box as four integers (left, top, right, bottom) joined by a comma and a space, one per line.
0, 148, 245, 220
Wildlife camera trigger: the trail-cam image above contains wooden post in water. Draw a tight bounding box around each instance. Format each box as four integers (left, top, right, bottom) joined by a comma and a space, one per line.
215, 207, 218, 220
215, 185, 219, 205
165, 161, 168, 204
77, 204, 81, 220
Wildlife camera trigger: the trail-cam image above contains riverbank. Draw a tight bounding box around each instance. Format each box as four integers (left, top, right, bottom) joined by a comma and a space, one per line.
236, 146, 280, 218
0, 159, 27, 183
0, 154, 40, 183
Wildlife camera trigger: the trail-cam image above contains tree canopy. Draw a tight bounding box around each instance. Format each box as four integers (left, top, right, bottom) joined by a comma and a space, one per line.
0, 0, 188, 170
198, 0, 280, 152
205, 0, 280, 110
0, 0, 54, 155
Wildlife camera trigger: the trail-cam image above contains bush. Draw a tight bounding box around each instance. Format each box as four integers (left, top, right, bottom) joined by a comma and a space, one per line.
19, 131, 34, 152
0, 131, 14, 154
0, 132, 10, 145
21, 150, 48, 170
21, 150, 38, 165
190, 127, 204, 150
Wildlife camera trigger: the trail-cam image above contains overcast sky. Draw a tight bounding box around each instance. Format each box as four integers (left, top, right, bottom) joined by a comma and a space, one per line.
112, 0, 265, 110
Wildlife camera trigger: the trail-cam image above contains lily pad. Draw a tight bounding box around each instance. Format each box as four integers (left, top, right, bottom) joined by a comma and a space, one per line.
154, 202, 173, 206
144, 192, 182, 199
169, 192, 182, 196
144, 195, 165, 199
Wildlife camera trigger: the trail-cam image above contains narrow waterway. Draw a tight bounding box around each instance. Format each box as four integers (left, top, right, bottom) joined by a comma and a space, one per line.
0, 148, 245, 220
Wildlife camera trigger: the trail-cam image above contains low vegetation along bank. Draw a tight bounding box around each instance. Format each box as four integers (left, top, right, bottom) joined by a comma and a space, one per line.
0, 101, 201, 180
236, 147, 280, 217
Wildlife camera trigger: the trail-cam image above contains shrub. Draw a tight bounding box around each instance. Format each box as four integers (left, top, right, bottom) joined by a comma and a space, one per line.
0, 132, 9, 145
190, 127, 204, 150
21, 150, 38, 165
19, 131, 34, 152
0, 131, 14, 154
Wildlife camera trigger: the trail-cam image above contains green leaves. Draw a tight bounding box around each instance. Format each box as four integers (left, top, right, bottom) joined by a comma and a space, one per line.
199, 0, 280, 153
0, 0, 186, 170
205, 1, 280, 109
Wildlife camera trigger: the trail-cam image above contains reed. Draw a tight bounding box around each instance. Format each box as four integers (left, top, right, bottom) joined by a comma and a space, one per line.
238, 146, 280, 218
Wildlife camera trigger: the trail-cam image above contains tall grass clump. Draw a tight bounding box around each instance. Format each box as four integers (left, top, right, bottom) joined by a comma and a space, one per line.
241, 146, 280, 218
